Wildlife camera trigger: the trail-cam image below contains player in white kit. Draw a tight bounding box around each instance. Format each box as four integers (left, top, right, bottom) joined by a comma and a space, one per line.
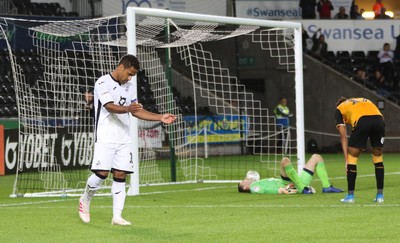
79, 54, 176, 226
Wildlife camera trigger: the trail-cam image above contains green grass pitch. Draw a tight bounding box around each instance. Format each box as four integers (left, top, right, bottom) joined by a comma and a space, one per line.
1, 153, 400, 242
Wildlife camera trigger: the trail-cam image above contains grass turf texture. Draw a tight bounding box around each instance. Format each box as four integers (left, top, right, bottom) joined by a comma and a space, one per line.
1, 153, 400, 242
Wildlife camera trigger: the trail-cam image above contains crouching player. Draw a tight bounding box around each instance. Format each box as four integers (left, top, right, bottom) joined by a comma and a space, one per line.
238, 154, 343, 194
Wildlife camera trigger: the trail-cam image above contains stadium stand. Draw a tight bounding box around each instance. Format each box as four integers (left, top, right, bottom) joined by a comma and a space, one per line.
13, 0, 78, 16
308, 49, 400, 104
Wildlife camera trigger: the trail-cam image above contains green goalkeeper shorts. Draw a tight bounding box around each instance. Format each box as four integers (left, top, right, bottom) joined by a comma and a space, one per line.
299, 169, 313, 186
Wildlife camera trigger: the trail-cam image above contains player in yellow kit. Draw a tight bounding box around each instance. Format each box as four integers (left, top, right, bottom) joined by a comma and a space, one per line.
335, 97, 385, 203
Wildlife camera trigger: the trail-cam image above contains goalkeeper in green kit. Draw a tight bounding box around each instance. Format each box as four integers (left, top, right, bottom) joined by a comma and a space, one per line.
238, 154, 343, 194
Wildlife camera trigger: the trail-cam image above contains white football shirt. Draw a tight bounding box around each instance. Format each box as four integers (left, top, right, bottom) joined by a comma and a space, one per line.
93, 74, 137, 144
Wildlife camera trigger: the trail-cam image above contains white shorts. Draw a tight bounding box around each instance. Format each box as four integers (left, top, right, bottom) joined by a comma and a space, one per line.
91, 142, 135, 174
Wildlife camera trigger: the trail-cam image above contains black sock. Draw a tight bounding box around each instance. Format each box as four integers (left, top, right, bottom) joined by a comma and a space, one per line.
375, 162, 384, 193
347, 164, 357, 193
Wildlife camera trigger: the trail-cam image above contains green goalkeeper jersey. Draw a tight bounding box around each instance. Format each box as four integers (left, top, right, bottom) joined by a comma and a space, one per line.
249, 178, 288, 194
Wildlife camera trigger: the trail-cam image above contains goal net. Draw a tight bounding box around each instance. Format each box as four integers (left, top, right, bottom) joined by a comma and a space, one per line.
2, 8, 304, 197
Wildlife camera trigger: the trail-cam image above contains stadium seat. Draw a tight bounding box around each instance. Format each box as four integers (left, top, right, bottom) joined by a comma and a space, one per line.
48, 2, 64, 16
6, 94, 16, 104
0, 107, 6, 117
198, 106, 212, 115
2, 105, 12, 116
0, 83, 9, 93
351, 51, 366, 59
336, 51, 350, 59
7, 84, 15, 93
351, 51, 366, 66
367, 51, 379, 65
0, 48, 8, 56
3, 75, 12, 84
0, 84, 5, 93
351, 59, 366, 71
336, 57, 352, 73
25, 49, 37, 57
147, 104, 159, 113
323, 51, 336, 65
9, 104, 18, 116
0, 95, 6, 105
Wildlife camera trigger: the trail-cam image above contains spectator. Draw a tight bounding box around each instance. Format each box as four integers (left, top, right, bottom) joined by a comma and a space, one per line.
299, 0, 317, 19
83, 89, 94, 112
394, 35, 400, 66
373, 0, 384, 17
354, 67, 368, 85
274, 96, 293, 152
302, 27, 312, 52
377, 43, 395, 85
76, 89, 94, 125
370, 69, 391, 97
350, 4, 364, 19
334, 6, 349, 19
350, 0, 356, 19
359, 8, 366, 19
375, 7, 391, 19
393, 37, 400, 91
274, 96, 293, 129
311, 28, 328, 58
317, 0, 334, 19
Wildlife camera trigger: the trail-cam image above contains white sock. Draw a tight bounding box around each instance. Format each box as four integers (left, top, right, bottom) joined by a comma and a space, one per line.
83, 173, 104, 201
112, 180, 126, 219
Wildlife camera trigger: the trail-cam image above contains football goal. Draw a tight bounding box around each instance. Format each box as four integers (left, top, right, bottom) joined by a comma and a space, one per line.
1, 7, 304, 197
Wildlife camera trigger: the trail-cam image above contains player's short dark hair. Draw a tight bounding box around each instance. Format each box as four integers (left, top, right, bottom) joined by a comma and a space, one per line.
336, 97, 347, 107
237, 183, 250, 193
119, 54, 140, 70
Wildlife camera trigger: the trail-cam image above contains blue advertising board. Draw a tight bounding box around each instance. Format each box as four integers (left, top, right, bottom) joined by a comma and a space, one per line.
183, 115, 247, 144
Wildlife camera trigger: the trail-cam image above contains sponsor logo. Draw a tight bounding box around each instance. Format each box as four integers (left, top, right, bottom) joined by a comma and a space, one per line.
118, 96, 127, 106
245, 7, 300, 18
4, 130, 93, 173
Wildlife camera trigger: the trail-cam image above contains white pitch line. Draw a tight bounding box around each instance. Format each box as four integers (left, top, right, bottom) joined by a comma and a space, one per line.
0, 186, 232, 208
0, 199, 76, 207
1, 172, 399, 209
1, 203, 400, 210
316, 171, 400, 182
122, 204, 400, 208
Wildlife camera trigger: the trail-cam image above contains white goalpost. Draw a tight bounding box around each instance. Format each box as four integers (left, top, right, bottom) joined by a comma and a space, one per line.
125, 7, 305, 195
2, 7, 304, 197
